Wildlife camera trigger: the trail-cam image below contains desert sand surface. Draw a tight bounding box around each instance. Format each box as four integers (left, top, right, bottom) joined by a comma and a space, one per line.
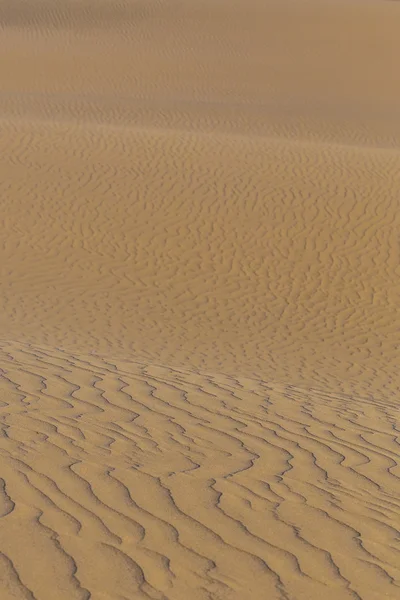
1, 1, 400, 598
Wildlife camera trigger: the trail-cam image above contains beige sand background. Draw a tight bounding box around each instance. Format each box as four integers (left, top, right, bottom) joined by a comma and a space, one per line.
0, 1, 399, 598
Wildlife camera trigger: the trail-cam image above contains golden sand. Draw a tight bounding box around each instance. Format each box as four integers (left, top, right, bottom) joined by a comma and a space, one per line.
0, 1, 399, 598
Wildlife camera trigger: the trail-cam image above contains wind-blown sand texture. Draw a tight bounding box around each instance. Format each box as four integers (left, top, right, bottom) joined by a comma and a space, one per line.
1, 1, 400, 598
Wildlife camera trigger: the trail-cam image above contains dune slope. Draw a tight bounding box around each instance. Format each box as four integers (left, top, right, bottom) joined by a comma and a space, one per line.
1, 1, 400, 396
1, 117, 399, 397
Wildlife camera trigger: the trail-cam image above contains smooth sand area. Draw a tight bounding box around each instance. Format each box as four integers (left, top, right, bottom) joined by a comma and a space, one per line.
1, 1, 399, 598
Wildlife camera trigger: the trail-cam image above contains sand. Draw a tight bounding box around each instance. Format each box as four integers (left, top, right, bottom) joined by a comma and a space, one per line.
0, 1, 399, 598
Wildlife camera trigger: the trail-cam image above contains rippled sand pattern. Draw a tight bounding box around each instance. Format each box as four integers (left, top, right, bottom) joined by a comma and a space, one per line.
1, 118, 399, 397
1, 0, 400, 598
0, 341, 399, 600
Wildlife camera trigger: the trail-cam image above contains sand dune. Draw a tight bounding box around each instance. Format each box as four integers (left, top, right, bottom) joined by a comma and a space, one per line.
1, 0, 400, 598
1, 117, 399, 397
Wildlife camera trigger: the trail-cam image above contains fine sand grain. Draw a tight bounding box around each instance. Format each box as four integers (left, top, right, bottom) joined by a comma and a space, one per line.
1, 1, 399, 599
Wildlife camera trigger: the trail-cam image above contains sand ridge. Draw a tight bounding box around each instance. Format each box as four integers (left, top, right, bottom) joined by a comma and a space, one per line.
1, 0, 400, 598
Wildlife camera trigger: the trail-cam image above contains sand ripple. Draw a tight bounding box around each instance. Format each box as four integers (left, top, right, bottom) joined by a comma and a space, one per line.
0, 341, 399, 599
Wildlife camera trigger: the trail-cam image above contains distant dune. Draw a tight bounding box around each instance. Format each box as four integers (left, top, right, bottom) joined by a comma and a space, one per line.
1, 1, 399, 598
